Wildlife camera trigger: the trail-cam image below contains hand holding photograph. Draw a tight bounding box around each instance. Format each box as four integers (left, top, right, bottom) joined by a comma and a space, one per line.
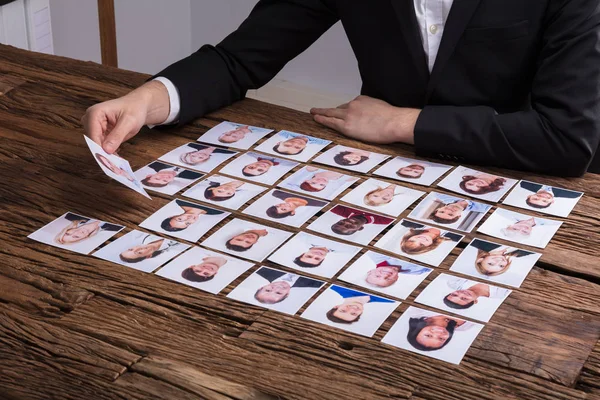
373, 156, 452, 187
341, 178, 424, 217
502, 180, 583, 218
254, 130, 331, 162
182, 175, 267, 210
158, 142, 238, 173
134, 161, 204, 195
313, 144, 390, 173
196, 121, 273, 150
437, 166, 518, 202
243, 189, 328, 227
278, 165, 359, 200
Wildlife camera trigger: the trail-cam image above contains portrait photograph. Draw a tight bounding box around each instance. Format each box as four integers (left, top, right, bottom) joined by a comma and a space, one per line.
227, 266, 325, 315
277, 165, 359, 200
254, 130, 332, 162
267, 231, 361, 279
307, 205, 395, 246
407, 191, 491, 233
449, 238, 541, 288
373, 156, 453, 187
374, 219, 464, 267
182, 174, 267, 210
201, 218, 293, 262
155, 246, 255, 295
28, 212, 125, 255
134, 161, 204, 196
158, 142, 238, 173
502, 180, 583, 218
313, 144, 391, 173
218, 151, 298, 185
139, 199, 230, 242
301, 284, 399, 337
437, 166, 518, 203
337, 251, 432, 300
84, 135, 150, 199
477, 208, 562, 249
340, 178, 425, 217
414, 273, 512, 323
93, 230, 190, 273
243, 189, 328, 228
196, 121, 273, 150
381, 306, 484, 365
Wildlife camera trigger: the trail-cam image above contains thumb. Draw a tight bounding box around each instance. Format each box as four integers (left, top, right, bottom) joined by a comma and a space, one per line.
103, 117, 136, 154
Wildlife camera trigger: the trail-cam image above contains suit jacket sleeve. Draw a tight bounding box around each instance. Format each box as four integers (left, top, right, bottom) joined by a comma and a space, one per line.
155, 0, 338, 126
293, 277, 323, 289
552, 188, 582, 199
520, 181, 542, 194
177, 170, 203, 180
255, 268, 285, 282
414, 0, 600, 177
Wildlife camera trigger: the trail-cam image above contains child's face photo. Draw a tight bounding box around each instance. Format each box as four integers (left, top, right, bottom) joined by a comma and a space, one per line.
277, 166, 359, 200
341, 178, 425, 217
254, 130, 332, 162
373, 156, 452, 186
182, 175, 267, 210
158, 142, 238, 173
218, 152, 298, 185
134, 161, 204, 196
437, 166, 518, 202
502, 180, 583, 218
196, 121, 273, 150
313, 145, 390, 173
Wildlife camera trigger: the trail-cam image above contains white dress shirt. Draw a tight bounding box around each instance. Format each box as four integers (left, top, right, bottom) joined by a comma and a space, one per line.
154, 0, 454, 125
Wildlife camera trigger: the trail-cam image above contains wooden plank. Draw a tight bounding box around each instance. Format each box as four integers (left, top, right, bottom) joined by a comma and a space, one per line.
578, 339, 600, 394
97, 0, 118, 67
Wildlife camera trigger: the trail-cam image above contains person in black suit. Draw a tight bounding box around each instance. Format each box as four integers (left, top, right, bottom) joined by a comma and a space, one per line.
140, 161, 202, 188
519, 181, 582, 209
83, 1, 600, 176
253, 267, 322, 304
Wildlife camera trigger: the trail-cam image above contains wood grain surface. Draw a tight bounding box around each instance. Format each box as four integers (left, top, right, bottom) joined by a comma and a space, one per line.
1, 44, 600, 400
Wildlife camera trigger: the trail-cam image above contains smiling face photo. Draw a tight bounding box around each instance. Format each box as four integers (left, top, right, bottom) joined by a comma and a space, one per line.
93, 230, 190, 273
158, 142, 238, 173
313, 145, 390, 173
227, 266, 325, 315
196, 121, 273, 150
374, 219, 464, 267
301, 284, 399, 337
338, 251, 432, 299
201, 218, 292, 262
155, 246, 254, 294
277, 165, 359, 200
477, 208, 562, 249
374, 156, 453, 187
28, 212, 125, 255
267, 231, 361, 278
407, 191, 491, 233
449, 239, 541, 288
218, 152, 298, 185
415, 273, 511, 322
341, 178, 424, 217
134, 161, 204, 195
437, 166, 518, 202
382, 306, 484, 365
243, 189, 328, 228
307, 205, 395, 246
139, 199, 230, 242
182, 175, 267, 210
254, 130, 332, 162
84, 135, 151, 199
502, 180, 583, 218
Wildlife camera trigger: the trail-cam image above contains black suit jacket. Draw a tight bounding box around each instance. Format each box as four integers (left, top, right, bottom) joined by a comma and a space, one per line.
157, 0, 600, 176
147, 161, 203, 180
256, 268, 322, 288
471, 238, 533, 257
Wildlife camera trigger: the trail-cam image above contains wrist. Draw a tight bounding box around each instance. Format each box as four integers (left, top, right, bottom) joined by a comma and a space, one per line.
387, 108, 420, 144
129, 80, 171, 125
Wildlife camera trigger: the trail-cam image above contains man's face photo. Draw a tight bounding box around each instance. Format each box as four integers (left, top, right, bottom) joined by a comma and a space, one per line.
298, 246, 329, 266
229, 232, 260, 249
366, 266, 399, 287
332, 217, 365, 235
243, 160, 272, 176
255, 281, 291, 304
219, 126, 251, 143
445, 289, 477, 306
275, 137, 308, 155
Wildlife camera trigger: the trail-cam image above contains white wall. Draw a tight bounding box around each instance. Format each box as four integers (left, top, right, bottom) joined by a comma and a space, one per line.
49, 0, 101, 63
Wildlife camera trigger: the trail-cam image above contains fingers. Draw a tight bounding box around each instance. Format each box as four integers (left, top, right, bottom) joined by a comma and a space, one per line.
82, 107, 106, 146
103, 116, 138, 154
310, 107, 347, 119
313, 114, 345, 133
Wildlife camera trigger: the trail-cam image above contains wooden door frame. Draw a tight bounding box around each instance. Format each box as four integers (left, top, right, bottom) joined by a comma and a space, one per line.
97, 0, 118, 67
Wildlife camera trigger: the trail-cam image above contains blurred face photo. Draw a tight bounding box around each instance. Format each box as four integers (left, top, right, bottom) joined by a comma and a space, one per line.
433, 204, 463, 222
366, 266, 399, 287
299, 246, 329, 266
145, 171, 177, 186
506, 218, 536, 236
527, 191, 554, 207
332, 217, 365, 235
398, 164, 425, 178
276, 137, 308, 155
255, 281, 291, 303
120, 239, 163, 262
182, 150, 211, 165
446, 289, 477, 306
219, 126, 251, 143
229, 232, 260, 249
331, 302, 364, 322
243, 160, 273, 176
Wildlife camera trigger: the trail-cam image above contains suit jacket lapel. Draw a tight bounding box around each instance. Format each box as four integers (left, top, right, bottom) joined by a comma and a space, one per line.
426, 0, 482, 101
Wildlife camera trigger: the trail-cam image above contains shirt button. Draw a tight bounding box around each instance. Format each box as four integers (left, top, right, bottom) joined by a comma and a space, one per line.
430, 24, 438, 34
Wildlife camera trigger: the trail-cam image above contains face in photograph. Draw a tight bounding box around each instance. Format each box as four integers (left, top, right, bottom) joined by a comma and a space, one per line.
93, 230, 189, 273
338, 251, 432, 299
502, 180, 583, 218
196, 121, 273, 150
450, 239, 541, 288
313, 145, 390, 173
134, 161, 204, 195
341, 178, 424, 217
415, 273, 511, 322
277, 166, 359, 200
437, 166, 518, 202
382, 306, 484, 365
158, 142, 238, 173
84, 135, 151, 199
28, 212, 125, 255
307, 205, 395, 246
268, 231, 361, 278
254, 130, 332, 162
477, 208, 562, 249
218, 152, 298, 185
374, 219, 463, 267
407, 191, 491, 233
201, 219, 292, 262
155, 246, 254, 294
139, 199, 230, 242
182, 175, 267, 210
301, 285, 399, 337
227, 266, 324, 315
243, 189, 328, 228
373, 156, 453, 187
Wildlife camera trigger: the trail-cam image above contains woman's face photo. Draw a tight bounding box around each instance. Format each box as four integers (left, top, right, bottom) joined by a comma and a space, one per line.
446, 289, 477, 306
398, 164, 425, 178
276, 137, 308, 155
59, 221, 100, 244
120, 239, 162, 261
96, 153, 133, 181
299, 247, 328, 265
169, 213, 202, 229
190, 262, 219, 278
417, 325, 451, 349
184, 150, 211, 165
218, 126, 251, 143
304, 176, 328, 191
365, 187, 394, 206
342, 152, 364, 165
243, 161, 272, 176
209, 184, 237, 199
229, 232, 260, 249
366, 266, 399, 287
506, 219, 535, 236
527, 191, 554, 207
433, 204, 463, 222
462, 177, 491, 193
407, 234, 434, 249
332, 303, 364, 322
478, 255, 509, 273
145, 171, 177, 186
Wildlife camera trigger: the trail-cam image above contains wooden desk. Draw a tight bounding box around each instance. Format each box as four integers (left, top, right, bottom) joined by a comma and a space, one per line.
1, 44, 600, 400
